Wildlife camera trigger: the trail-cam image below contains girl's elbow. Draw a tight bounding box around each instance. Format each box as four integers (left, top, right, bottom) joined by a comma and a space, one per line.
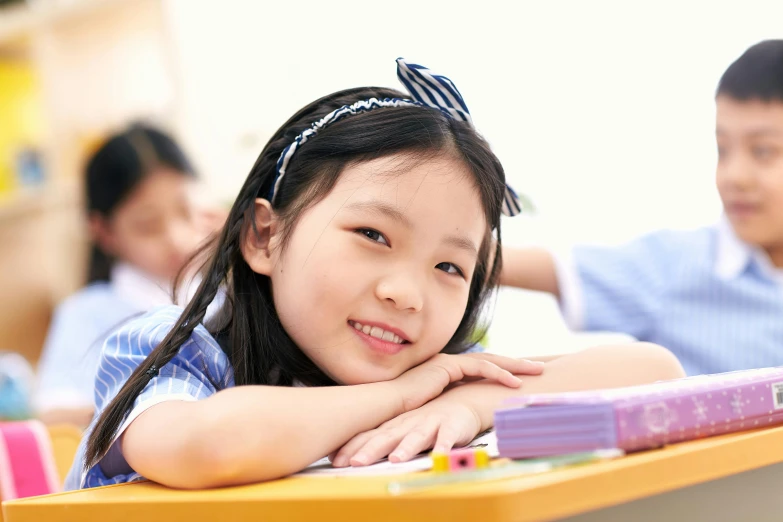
135, 436, 247, 489
631, 342, 687, 381
131, 403, 302, 488
124, 418, 241, 488
176, 423, 293, 488
176, 447, 292, 488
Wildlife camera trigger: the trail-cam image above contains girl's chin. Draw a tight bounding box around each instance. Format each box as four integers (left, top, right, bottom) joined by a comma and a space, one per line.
327, 366, 403, 386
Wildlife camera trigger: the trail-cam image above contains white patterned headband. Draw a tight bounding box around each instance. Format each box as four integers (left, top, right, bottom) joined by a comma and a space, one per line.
269, 58, 525, 217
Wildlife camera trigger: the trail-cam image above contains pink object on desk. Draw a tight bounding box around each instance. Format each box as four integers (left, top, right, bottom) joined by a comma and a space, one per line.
431, 446, 490, 472
496, 367, 783, 458
449, 448, 479, 470
0, 420, 60, 500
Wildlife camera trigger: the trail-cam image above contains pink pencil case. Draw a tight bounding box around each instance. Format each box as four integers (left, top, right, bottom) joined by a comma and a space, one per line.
495, 367, 783, 458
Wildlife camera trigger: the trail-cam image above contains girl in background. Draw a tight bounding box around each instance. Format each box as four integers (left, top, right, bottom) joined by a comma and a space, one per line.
66, 60, 684, 490
35, 124, 221, 427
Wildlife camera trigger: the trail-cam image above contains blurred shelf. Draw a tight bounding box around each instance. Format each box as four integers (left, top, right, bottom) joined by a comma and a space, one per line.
0, 179, 79, 221
0, 0, 134, 51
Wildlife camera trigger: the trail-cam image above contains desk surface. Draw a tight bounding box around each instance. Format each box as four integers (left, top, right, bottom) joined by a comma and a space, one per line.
6, 426, 783, 522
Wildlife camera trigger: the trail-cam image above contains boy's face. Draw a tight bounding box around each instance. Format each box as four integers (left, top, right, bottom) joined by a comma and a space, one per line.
716, 96, 783, 248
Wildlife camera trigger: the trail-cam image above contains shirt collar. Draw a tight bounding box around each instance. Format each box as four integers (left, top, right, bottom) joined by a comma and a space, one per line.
110, 262, 175, 309
714, 215, 783, 283
714, 215, 753, 281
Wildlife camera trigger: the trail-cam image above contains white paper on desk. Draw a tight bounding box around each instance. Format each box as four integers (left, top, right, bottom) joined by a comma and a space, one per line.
295, 430, 498, 477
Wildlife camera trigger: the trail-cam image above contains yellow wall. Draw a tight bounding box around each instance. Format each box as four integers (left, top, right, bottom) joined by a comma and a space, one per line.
0, 59, 44, 195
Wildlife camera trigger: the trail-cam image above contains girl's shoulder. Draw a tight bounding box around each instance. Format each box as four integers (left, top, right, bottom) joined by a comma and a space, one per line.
72, 306, 232, 490
94, 305, 233, 411
108, 304, 221, 357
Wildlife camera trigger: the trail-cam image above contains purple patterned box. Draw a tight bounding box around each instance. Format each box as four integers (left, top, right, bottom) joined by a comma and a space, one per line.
495, 367, 783, 458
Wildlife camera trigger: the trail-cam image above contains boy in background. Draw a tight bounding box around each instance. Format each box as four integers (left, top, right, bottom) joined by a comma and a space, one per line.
502, 40, 783, 376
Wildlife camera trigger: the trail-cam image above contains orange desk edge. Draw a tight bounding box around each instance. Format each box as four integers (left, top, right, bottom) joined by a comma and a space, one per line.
5, 425, 783, 522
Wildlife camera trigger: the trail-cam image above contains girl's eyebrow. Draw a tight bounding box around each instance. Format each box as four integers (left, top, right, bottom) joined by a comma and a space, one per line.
344, 200, 412, 228
444, 235, 478, 259
717, 127, 783, 138
344, 200, 478, 258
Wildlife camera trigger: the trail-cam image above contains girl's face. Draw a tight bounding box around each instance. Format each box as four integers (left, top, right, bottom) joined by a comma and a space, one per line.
266, 154, 488, 385
95, 168, 204, 282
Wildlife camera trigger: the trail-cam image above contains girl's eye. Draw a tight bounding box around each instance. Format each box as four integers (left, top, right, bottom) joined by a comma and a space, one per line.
752, 145, 777, 162
133, 221, 163, 236
436, 262, 465, 278
357, 228, 389, 246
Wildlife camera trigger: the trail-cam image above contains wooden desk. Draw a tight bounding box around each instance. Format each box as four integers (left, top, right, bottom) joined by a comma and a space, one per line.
5, 426, 783, 522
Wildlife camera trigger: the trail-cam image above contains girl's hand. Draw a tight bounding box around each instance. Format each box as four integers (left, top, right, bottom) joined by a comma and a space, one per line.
387, 353, 543, 418
330, 354, 543, 467
330, 395, 481, 467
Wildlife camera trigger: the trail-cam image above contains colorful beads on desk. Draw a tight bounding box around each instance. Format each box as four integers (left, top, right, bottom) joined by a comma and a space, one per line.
431, 447, 490, 472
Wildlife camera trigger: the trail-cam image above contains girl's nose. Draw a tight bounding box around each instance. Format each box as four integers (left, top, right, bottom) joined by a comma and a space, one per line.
374, 272, 424, 312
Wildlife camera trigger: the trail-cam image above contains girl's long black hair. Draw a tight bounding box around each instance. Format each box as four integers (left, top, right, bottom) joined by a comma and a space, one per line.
85, 87, 508, 467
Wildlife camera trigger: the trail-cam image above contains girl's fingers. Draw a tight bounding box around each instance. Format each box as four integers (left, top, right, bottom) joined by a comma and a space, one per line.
432, 422, 461, 454
331, 430, 375, 467
507, 358, 545, 376
455, 359, 522, 388
388, 419, 440, 463
465, 353, 545, 376
349, 430, 405, 467
332, 412, 413, 465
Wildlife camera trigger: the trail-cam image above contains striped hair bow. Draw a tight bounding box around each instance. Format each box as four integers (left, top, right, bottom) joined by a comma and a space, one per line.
269, 58, 526, 217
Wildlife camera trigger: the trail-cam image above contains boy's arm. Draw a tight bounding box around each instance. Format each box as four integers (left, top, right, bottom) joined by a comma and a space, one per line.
499, 247, 560, 298
501, 231, 678, 339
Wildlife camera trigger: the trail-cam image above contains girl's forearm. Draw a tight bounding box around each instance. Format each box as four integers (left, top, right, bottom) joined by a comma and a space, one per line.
123, 382, 403, 488
441, 343, 686, 432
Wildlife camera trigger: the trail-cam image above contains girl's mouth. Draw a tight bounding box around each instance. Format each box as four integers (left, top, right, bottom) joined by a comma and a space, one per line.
348, 320, 411, 355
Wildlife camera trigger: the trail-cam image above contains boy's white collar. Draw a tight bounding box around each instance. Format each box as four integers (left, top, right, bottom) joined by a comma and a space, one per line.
714, 215, 751, 280
714, 215, 783, 283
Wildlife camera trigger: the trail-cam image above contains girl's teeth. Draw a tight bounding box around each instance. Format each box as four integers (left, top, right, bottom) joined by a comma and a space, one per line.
350, 321, 405, 344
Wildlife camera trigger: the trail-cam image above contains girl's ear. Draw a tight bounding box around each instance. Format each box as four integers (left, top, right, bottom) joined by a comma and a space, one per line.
240, 198, 280, 276
88, 212, 117, 256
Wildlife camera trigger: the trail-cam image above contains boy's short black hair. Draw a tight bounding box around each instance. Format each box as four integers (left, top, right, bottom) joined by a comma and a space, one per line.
717, 40, 783, 101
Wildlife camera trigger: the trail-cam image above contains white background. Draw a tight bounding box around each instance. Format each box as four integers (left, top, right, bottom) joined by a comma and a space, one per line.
163, 0, 782, 355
